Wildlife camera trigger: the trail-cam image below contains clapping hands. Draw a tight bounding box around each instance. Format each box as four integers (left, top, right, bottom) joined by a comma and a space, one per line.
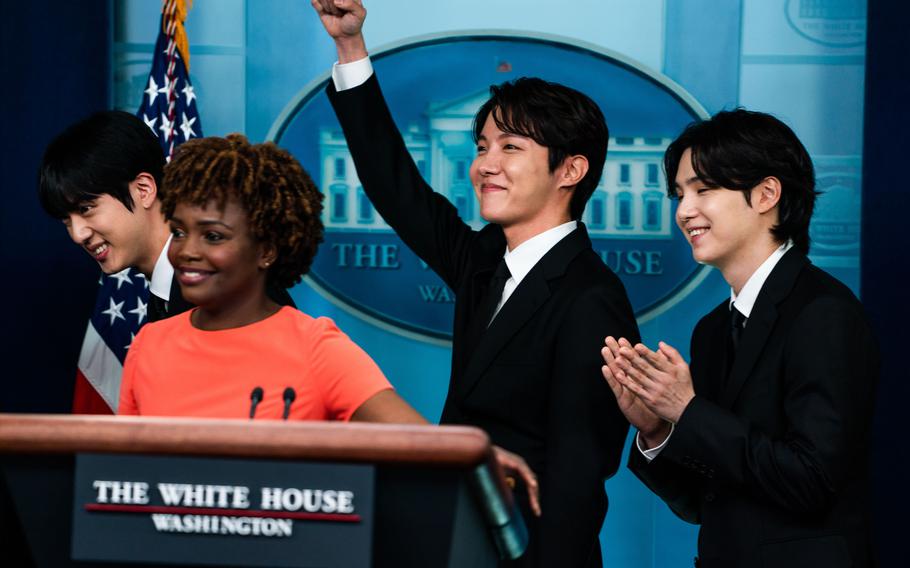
601, 336, 695, 448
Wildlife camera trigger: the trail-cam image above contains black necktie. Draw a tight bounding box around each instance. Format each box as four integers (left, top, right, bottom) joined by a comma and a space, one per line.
481, 259, 511, 327
721, 305, 746, 388
148, 294, 168, 322
730, 306, 746, 352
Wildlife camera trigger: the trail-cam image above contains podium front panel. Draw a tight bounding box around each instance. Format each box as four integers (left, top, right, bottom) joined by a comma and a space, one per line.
71, 454, 374, 568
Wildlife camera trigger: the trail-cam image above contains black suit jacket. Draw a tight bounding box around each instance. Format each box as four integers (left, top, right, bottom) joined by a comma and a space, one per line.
149, 274, 296, 322
630, 249, 878, 568
328, 75, 638, 567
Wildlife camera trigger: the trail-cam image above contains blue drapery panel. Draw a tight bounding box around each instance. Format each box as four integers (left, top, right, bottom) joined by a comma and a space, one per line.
0, 0, 110, 413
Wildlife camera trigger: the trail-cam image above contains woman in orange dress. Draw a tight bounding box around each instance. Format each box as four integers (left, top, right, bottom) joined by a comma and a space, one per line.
118, 134, 420, 422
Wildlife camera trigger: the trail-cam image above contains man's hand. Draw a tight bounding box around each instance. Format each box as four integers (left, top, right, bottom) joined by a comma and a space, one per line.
602, 336, 670, 448
492, 445, 541, 517
311, 0, 368, 63
611, 340, 695, 425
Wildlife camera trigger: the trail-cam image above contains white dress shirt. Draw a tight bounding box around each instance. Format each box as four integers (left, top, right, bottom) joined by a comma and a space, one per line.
149, 235, 174, 302
730, 240, 794, 318
332, 57, 374, 92
492, 221, 578, 321
639, 240, 794, 461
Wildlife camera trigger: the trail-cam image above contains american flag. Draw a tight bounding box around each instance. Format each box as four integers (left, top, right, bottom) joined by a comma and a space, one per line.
72, 0, 202, 413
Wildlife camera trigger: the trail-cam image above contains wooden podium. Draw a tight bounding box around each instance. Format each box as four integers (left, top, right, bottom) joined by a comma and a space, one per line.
0, 414, 527, 567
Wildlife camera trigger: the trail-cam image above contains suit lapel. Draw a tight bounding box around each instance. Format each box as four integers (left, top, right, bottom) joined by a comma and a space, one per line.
454, 225, 592, 401
147, 276, 184, 322
450, 227, 505, 381
694, 304, 732, 401
462, 263, 499, 356
720, 248, 809, 408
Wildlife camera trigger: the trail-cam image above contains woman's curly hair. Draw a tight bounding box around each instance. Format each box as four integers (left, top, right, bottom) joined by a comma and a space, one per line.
161, 134, 324, 289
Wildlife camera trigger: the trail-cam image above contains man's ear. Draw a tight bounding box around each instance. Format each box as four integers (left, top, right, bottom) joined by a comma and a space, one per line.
753, 176, 782, 214
558, 155, 590, 190
131, 173, 158, 209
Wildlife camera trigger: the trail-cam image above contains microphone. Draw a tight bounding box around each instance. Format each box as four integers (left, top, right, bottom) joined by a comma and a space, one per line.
282, 387, 296, 420
249, 387, 264, 419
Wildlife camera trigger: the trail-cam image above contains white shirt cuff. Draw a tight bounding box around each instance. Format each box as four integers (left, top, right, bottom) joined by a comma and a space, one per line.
637, 423, 674, 462
332, 57, 373, 91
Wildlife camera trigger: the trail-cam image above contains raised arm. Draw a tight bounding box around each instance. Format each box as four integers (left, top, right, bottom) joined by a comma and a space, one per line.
312, 0, 480, 288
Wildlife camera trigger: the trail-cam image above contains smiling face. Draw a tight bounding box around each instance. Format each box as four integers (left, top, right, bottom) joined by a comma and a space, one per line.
63, 179, 161, 275
469, 113, 572, 246
167, 197, 274, 316
674, 148, 769, 273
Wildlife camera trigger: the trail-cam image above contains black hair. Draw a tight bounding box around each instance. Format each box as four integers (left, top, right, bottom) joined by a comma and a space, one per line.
38, 110, 165, 218
664, 108, 818, 253
472, 77, 609, 220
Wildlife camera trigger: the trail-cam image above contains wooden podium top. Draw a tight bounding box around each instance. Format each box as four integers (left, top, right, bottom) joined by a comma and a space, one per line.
0, 414, 493, 467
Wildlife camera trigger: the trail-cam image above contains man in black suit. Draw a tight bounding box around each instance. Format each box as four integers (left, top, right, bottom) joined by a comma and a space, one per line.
602, 110, 877, 567
313, 1, 638, 565
38, 110, 293, 321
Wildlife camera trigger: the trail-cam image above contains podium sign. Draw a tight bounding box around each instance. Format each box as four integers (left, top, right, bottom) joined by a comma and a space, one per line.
71, 454, 374, 567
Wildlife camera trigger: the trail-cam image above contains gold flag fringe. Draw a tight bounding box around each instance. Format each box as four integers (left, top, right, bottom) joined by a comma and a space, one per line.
162, 0, 192, 71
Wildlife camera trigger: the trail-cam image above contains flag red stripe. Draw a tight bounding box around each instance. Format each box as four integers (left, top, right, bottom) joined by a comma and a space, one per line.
72, 370, 115, 415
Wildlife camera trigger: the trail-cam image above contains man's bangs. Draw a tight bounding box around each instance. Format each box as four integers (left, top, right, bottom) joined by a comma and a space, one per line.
688, 144, 732, 190
490, 105, 545, 145
38, 174, 99, 219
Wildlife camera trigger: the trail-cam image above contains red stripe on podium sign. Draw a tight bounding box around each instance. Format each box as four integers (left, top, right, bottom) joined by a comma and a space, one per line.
85, 503, 361, 522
